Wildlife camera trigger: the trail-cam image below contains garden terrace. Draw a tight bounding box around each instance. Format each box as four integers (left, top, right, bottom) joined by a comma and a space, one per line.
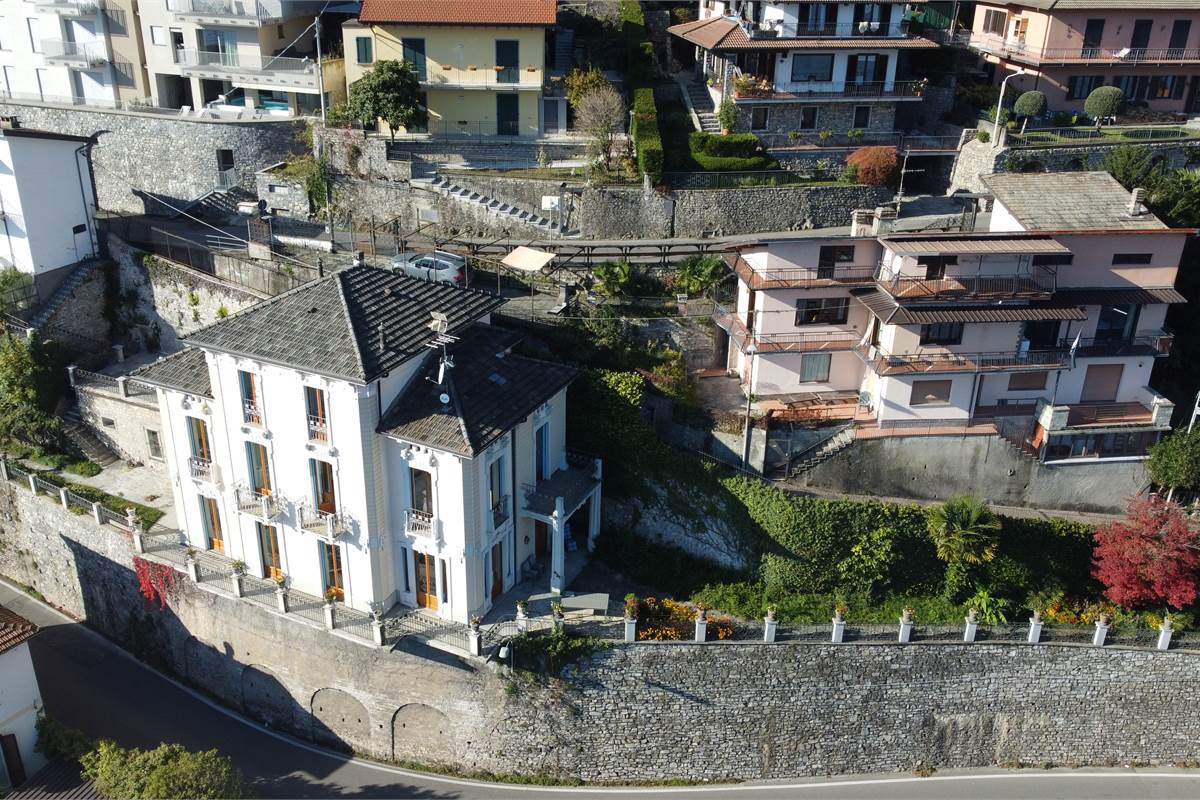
1006, 125, 1200, 149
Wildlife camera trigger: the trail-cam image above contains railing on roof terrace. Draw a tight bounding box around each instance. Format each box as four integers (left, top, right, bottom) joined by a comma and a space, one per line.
961, 31, 1200, 64
875, 263, 1056, 300
727, 251, 876, 289
1007, 125, 1200, 149
746, 20, 910, 39
861, 345, 1072, 375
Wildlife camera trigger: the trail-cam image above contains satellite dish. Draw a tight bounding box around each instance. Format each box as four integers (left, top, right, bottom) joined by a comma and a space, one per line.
439, 392, 450, 405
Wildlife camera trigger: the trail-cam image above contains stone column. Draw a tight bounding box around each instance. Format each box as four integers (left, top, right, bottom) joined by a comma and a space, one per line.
1092, 617, 1109, 647
372, 614, 385, 647
186, 557, 200, 583
58, 487, 70, 510
467, 627, 482, 656
116, 375, 129, 398
230, 573, 244, 598
275, 586, 289, 613
1028, 614, 1043, 644
831, 614, 846, 644
1157, 617, 1174, 651
91, 501, 103, 525
27, 474, 37, 494
550, 498, 566, 594
0, 458, 8, 482
763, 614, 777, 644
624, 617, 637, 643
898, 610, 913, 644
323, 601, 336, 630
516, 606, 529, 633
963, 610, 978, 643
694, 612, 707, 643
131, 528, 145, 554
587, 486, 602, 553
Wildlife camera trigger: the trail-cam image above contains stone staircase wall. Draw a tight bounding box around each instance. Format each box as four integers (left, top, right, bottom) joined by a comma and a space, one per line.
416, 175, 579, 238
437, 172, 582, 233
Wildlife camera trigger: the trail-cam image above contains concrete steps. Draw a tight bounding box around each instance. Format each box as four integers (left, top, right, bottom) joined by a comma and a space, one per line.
62, 407, 121, 467
26, 260, 100, 330
682, 78, 721, 133
417, 174, 580, 237
788, 427, 857, 477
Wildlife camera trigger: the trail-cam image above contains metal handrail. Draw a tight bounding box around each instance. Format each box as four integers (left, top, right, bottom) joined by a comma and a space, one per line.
300, 503, 347, 537
306, 414, 329, 443
733, 77, 926, 101
728, 252, 876, 289
172, 0, 278, 21
242, 399, 262, 425
875, 264, 1056, 299
1007, 125, 1198, 149
41, 39, 107, 65
491, 495, 511, 529
188, 456, 212, 480
962, 32, 1200, 64
1063, 332, 1173, 357
404, 507, 433, 536
862, 345, 1071, 375
419, 64, 543, 88
746, 20, 910, 39
177, 49, 316, 74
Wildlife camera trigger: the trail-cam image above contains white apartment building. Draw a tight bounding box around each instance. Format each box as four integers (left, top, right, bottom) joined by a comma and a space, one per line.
0, 0, 149, 108
0, 119, 98, 298
136, 0, 336, 114
0, 606, 44, 792
133, 265, 601, 624
720, 171, 1181, 463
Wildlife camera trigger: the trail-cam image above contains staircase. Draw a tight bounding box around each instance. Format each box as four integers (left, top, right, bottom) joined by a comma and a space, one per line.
181, 186, 255, 223
25, 260, 101, 330
683, 77, 721, 133
553, 28, 575, 72
61, 406, 121, 467
788, 427, 857, 478
414, 174, 580, 237
995, 417, 1040, 461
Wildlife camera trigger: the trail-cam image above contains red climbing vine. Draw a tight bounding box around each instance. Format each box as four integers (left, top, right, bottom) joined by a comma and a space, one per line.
134, 556, 176, 610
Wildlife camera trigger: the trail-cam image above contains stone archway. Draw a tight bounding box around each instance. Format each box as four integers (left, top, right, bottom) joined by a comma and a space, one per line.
392, 703, 456, 764
241, 664, 297, 732
310, 688, 371, 753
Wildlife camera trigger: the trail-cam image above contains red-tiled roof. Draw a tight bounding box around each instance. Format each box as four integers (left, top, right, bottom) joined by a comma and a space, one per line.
359, 0, 556, 26
0, 605, 38, 655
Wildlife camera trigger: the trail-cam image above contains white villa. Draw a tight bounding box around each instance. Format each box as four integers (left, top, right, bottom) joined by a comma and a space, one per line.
0, 605, 43, 792
133, 264, 601, 624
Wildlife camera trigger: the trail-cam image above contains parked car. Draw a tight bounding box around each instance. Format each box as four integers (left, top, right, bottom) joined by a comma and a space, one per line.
391, 250, 466, 285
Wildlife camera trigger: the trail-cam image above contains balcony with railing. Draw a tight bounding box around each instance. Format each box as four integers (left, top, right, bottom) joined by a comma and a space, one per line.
1063, 331, 1174, 359
307, 414, 329, 443
242, 399, 262, 426
713, 302, 862, 354
727, 252, 876, 290
299, 504, 348, 539
1038, 390, 1174, 433
188, 456, 213, 482
959, 31, 1200, 65
875, 263, 1057, 301
234, 483, 278, 519
746, 20, 911, 40
41, 39, 107, 68
733, 75, 926, 103
405, 507, 434, 538
171, 0, 281, 26
491, 495, 511, 530
859, 345, 1071, 376
177, 50, 318, 91
419, 64, 543, 90
33, 0, 99, 16
520, 450, 601, 520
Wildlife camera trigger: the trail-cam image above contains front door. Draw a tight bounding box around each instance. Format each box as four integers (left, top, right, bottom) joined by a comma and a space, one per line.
257, 523, 282, 580
0, 734, 25, 788
1081, 363, 1123, 403
415, 551, 438, 610
497, 94, 519, 136
201, 496, 223, 554
490, 541, 503, 599
535, 521, 549, 558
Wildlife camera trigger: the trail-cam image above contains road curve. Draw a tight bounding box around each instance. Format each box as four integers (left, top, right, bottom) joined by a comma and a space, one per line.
3, 578, 1198, 800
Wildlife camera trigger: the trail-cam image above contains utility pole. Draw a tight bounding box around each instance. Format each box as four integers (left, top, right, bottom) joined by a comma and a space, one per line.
315, 15, 326, 123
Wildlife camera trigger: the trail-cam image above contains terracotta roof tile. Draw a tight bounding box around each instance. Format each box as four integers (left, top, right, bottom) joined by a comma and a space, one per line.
0, 605, 38, 655
359, 0, 556, 26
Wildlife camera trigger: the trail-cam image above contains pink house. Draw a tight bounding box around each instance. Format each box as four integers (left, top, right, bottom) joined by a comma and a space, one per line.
965, 1, 1200, 114
717, 172, 1184, 465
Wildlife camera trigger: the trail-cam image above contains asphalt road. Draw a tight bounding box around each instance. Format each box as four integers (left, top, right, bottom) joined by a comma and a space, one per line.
5, 578, 1200, 800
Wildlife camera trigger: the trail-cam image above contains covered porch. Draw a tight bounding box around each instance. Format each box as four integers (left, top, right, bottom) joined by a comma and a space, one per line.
519, 450, 602, 594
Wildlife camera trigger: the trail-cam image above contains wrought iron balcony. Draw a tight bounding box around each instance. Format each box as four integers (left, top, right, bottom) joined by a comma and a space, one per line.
875, 263, 1056, 301
859, 345, 1071, 376
306, 414, 329, 443
491, 495, 511, 529
188, 456, 213, 481
960, 31, 1200, 65
234, 483, 278, 518
299, 504, 348, 539
727, 251, 875, 290
713, 303, 862, 354
242, 399, 262, 426
1062, 331, 1173, 358
405, 507, 434, 537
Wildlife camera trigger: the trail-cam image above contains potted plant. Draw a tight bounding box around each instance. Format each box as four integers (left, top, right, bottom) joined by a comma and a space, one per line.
515, 599, 528, 617
765, 604, 777, 622
323, 587, 339, 605
716, 99, 737, 135
623, 593, 638, 620
231, 560, 247, 576
834, 604, 848, 623
818, 129, 834, 142
185, 546, 198, 561
272, 573, 287, 589
901, 606, 915, 624
469, 615, 482, 631
550, 601, 564, 619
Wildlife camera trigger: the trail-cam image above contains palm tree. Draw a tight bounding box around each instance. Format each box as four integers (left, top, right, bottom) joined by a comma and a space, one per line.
927, 495, 1001, 565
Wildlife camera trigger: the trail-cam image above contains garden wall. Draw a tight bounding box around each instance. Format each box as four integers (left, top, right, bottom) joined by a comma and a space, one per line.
2, 479, 1200, 781
795, 433, 1147, 514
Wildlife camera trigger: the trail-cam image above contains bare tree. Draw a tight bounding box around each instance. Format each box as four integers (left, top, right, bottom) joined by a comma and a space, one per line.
575, 84, 625, 172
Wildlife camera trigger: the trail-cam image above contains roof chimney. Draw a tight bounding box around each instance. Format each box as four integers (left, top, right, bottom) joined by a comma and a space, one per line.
352, 250, 365, 269
377, 322, 387, 354
0, 117, 20, 129
1129, 188, 1146, 216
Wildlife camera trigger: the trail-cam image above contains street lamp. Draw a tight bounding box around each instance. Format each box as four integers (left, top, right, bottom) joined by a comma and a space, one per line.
741, 344, 758, 468
992, 67, 1026, 144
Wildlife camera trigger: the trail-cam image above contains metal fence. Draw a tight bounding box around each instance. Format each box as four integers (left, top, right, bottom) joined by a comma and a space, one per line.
663, 170, 816, 190
1007, 124, 1200, 149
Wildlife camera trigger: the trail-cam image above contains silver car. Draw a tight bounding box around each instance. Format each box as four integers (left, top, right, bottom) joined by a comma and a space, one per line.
391, 250, 466, 286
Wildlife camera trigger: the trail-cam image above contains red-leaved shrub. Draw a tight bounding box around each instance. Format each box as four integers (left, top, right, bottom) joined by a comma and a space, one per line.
1092, 495, 1200, 609
847, 146, 899, 187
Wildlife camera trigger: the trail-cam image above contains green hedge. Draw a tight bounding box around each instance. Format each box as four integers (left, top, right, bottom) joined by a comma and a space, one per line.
38, 471, 164, 528
632, 87, 664, 182
689, 131, 761, 158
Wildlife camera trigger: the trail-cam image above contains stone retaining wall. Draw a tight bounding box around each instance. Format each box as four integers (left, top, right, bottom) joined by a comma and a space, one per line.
673, 184, 890, 237
3, 475, 1199, 781
0, 100, 305, 213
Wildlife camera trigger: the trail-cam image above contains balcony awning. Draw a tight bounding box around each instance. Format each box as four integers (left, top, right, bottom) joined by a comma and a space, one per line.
882, 235, 1070, 256
501, 245, 556, 272
1052, 287, 1187, 306
853, 288, 1088, 324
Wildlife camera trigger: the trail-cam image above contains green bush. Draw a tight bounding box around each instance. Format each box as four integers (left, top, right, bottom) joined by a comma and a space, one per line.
80, 740, 245, 800
1084, 85, 1125, 119
1013, 90, 1047, 120
594, 527, 746, 598
631, 87, 663, 182
691, 132, 761, 158
37, 471, 163, 528
686, 133, 776, 170
36, 715, 93, 763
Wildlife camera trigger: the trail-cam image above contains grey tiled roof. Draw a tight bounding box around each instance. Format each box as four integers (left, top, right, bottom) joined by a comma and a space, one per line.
982, 172, 1168, 232
379, 325, 577, 457
131, 348, 212, 397
185, 266, 505, 382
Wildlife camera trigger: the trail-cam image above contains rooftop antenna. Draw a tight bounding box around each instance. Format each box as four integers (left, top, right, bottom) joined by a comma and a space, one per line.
425, 310, 458, 385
